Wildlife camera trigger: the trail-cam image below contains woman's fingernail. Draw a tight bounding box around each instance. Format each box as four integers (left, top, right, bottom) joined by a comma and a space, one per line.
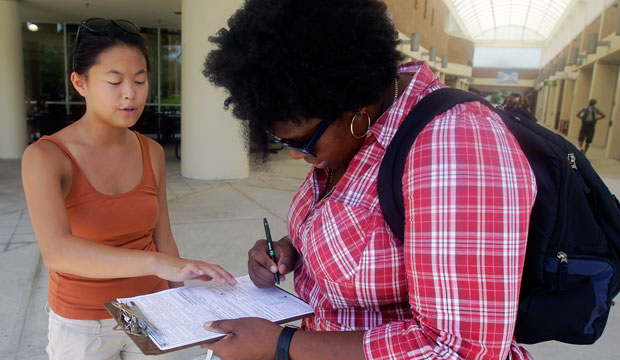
270, 265, 277, 273
279, 265, 286, 273
204, 321, 212, 330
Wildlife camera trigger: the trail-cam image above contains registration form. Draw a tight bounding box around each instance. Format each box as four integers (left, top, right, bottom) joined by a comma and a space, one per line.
116, 275, 313, 351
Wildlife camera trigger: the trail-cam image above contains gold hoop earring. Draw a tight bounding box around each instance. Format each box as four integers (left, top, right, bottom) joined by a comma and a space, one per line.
350, 111, 371, 139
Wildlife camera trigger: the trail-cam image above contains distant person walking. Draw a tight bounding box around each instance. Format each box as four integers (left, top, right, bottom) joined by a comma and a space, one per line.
577, 99, 605, 154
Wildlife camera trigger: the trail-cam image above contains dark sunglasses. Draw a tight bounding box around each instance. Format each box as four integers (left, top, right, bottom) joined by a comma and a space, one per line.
73, 18, 141, 73
266, 120, 332, 157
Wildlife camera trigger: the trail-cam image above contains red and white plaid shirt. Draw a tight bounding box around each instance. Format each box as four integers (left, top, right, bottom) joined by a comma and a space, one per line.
288, 61, 537, 359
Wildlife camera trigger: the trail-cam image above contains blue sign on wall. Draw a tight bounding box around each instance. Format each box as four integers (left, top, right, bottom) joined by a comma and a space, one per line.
498, 70, 519, 83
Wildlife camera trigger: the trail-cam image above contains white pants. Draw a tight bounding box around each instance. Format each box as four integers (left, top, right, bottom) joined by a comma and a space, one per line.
46, 304, 211, 360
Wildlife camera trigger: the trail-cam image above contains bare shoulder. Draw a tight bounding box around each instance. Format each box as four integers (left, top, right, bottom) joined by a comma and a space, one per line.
22, 140, 68, 173
145, 136, 164, 155
143, 136, 166, 184
145, 136, 165, 164
21, 139, 72, 191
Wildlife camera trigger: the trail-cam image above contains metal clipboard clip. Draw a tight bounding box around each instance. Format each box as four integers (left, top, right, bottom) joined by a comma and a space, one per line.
111, 301, 159, 337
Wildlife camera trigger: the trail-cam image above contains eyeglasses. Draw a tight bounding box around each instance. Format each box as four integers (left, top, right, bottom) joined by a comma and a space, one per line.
266, 120, 332, 157
72, 18, 141, 73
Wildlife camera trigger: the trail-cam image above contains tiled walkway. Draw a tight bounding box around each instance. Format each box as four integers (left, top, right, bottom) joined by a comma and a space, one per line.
1, 144, 619, 359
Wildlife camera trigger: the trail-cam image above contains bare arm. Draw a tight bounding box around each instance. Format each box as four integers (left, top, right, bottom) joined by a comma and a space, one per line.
21, 141, 234, 284
204, 318, 366, 360
149, 140, 182, 288
577, 108, 585, 119
288, 330, 365, 360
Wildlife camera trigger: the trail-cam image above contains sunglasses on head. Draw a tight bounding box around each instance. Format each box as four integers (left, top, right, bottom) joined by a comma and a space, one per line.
72, 18, 141, 73
266, 120, 332, 157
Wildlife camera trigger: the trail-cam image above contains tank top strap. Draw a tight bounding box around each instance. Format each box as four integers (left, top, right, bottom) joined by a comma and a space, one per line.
134, 132, 157, 188
38, 135, 82, 179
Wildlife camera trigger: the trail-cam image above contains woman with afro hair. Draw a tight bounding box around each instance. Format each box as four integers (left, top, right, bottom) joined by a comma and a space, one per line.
202, 0, 537, 359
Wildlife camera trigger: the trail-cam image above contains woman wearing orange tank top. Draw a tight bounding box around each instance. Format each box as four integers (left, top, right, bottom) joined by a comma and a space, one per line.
21, 18, 235, 360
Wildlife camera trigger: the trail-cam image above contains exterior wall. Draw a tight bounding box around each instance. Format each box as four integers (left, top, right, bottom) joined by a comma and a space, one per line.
386, 0, 474, 67
568, 68, 593, 140
0, 0, 27, 158
536, 1, 620, 160
535, 88, 546, 120
601, 3, 620, 39
583, 16, 602, 52
447, 35, 474, 66
589, 62, 617, 147
386, 0, 449, 58
544, 80, 562, 128
607, 73, 620, 159
540, 0, 608, 67
559, 79, 575, 125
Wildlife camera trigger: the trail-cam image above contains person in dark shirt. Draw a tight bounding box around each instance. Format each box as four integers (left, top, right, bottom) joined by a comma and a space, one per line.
576, 99, 605, 154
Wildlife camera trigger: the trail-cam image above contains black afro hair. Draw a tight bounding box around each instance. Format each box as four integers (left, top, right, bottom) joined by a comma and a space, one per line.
203, 0, 402, 162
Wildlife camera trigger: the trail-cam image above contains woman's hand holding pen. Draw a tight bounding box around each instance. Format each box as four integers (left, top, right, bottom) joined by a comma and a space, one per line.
154, 253, 237, 285
248, 235, 298, 288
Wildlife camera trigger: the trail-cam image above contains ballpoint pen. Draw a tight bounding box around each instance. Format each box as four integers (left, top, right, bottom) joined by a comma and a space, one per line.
263, 218, 280, 285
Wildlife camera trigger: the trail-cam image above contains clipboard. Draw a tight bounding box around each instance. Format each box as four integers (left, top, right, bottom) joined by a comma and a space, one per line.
103, 300, 191, 355
104, 300, 195, 355
104, 278, 314, 355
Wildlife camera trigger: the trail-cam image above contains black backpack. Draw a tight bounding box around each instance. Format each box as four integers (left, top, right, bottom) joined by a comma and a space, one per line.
378, 87, 620, 345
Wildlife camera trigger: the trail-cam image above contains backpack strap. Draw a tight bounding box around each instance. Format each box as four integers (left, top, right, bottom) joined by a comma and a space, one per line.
378, 87, 490, 242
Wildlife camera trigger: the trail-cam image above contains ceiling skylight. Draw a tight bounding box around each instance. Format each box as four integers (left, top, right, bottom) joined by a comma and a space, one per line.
448, 0, 572, 42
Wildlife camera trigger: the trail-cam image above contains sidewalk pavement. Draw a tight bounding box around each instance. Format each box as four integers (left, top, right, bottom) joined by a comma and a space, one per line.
1, 144, 619, 359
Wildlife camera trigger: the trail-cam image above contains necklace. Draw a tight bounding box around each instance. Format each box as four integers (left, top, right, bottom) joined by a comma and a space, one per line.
393, 78, 399, 105
321, 169, 336, 201
376, 79, 399, 122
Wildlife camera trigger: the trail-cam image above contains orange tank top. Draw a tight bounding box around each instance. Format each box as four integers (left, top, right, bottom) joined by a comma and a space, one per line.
40, 132, 168, 320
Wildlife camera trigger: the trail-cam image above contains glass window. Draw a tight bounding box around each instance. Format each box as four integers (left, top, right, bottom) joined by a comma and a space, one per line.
449, 0, 571, 41
24, 22, 183, 140
67, 103, 85, 122
23, 22, 65, 102
161, 29, 182, 105
141, 27, 159, 104
131, 105, 159, 135
65, 23, 81, 102
473, 47, 541, 68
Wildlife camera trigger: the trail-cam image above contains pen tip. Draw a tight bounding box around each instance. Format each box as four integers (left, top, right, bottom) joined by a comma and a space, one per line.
263, 218, 268, 224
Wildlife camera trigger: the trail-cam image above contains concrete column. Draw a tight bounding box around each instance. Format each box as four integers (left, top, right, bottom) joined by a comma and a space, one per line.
558, 79, 575, 134
544, 80, 562, 129
438, 72, 446, 84
535, 89, 545, 120
568, 68, 593, 140
559, 79, 575, 122
540, 85, 552, 126
589, 62, 618, 148
605, 66, 620, 160
181, 0, 248, 180
0, 0, 27, 159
